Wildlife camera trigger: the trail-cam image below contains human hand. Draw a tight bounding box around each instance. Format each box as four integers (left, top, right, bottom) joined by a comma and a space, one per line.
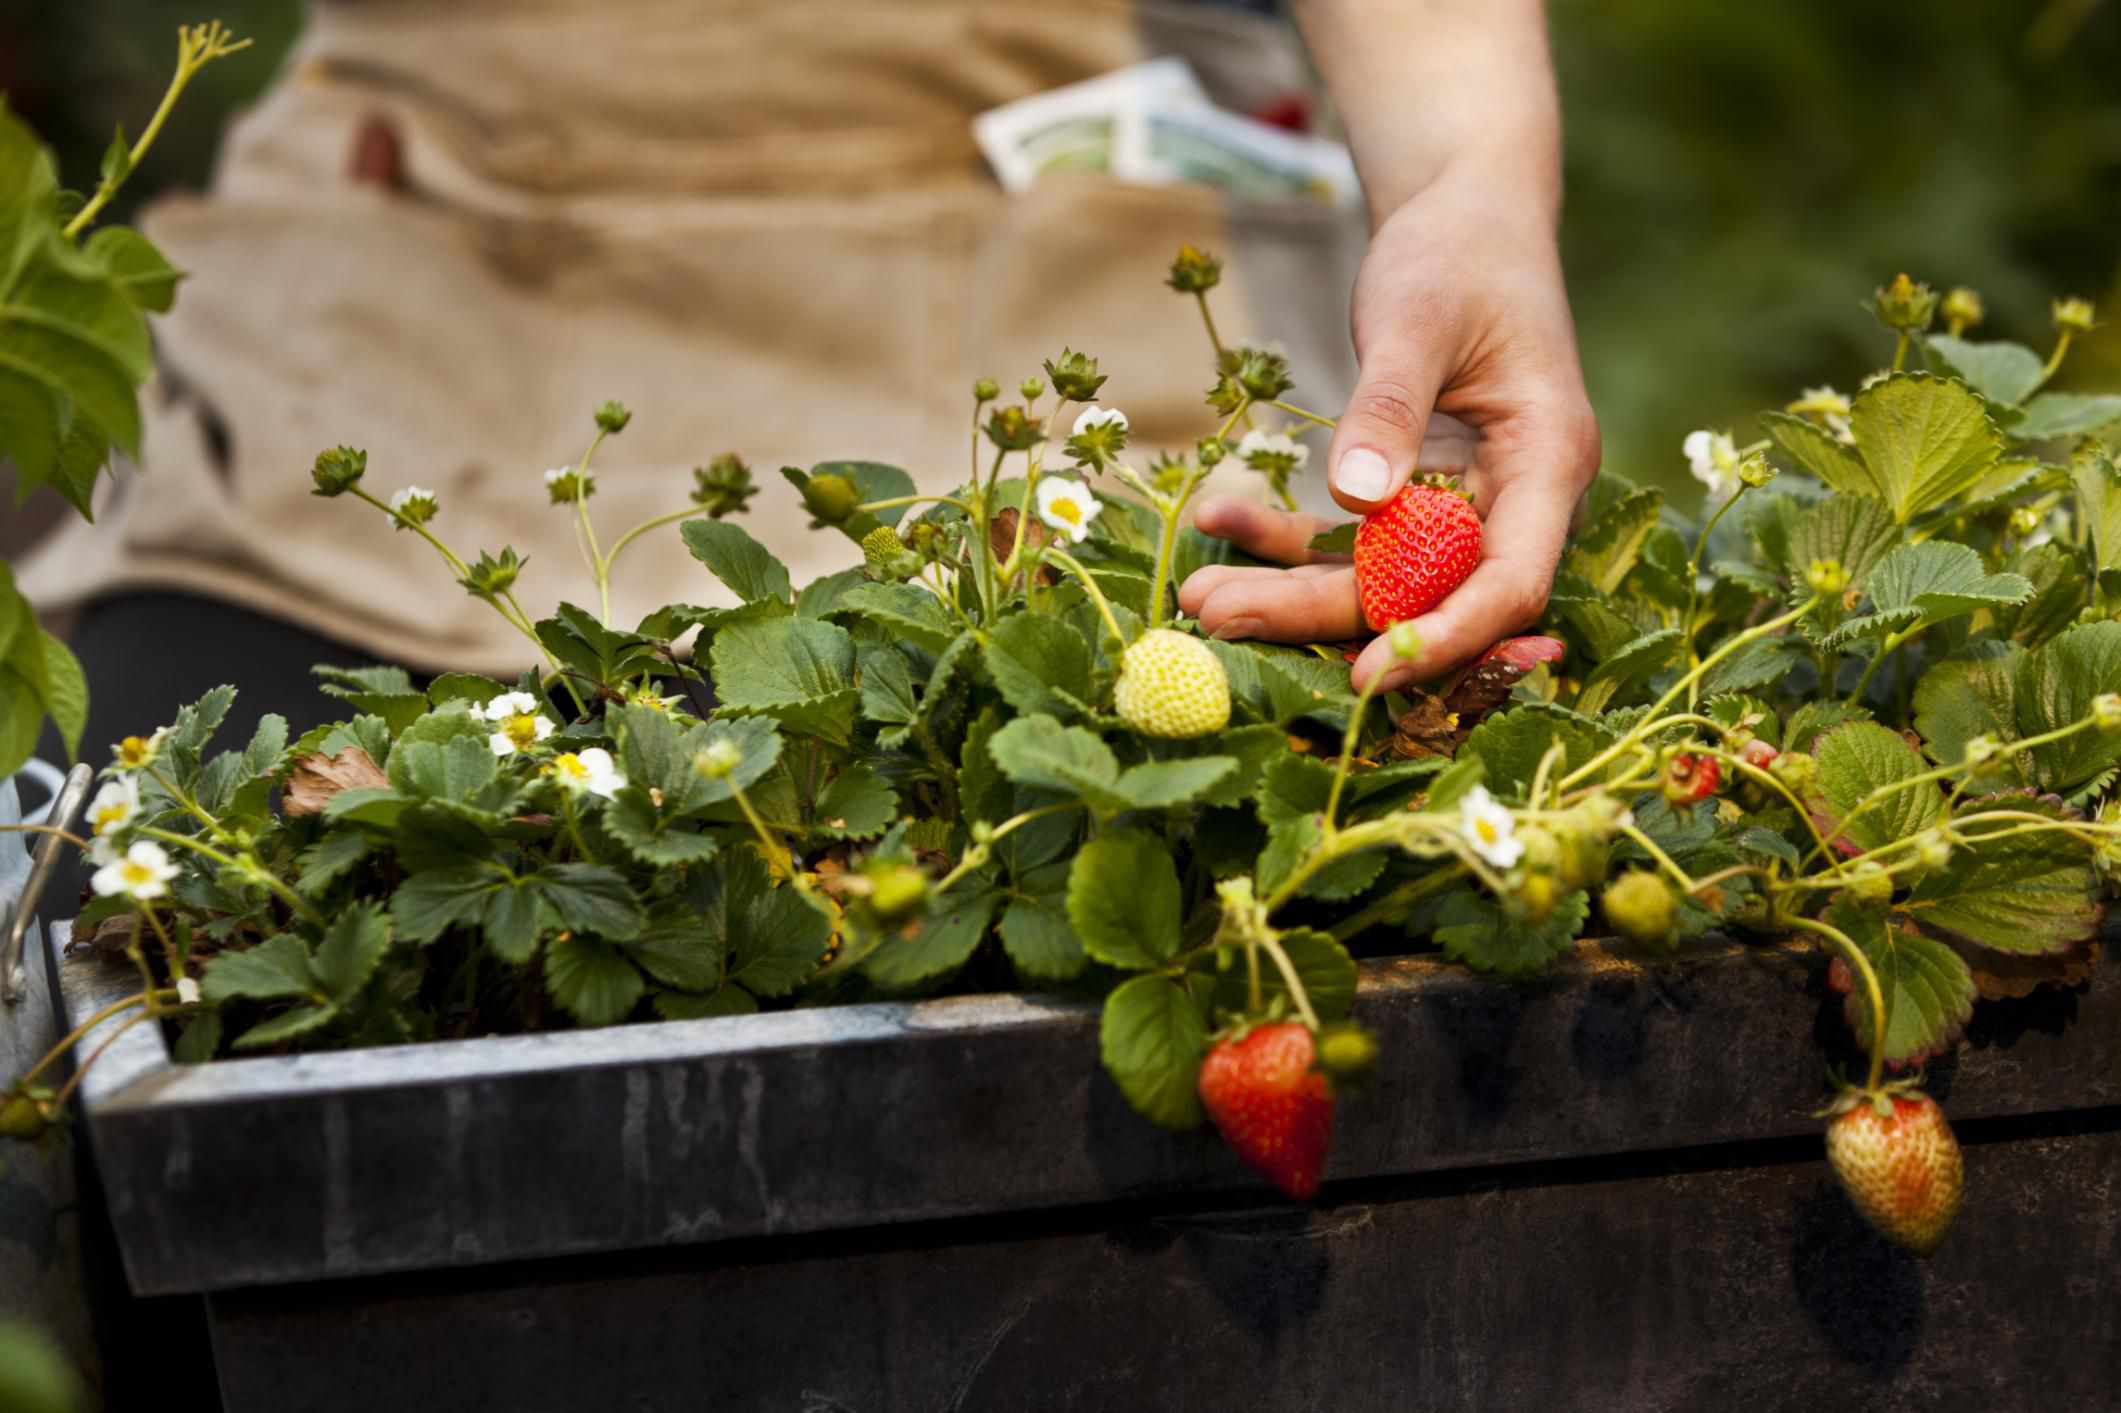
1178, 171, 1600, 693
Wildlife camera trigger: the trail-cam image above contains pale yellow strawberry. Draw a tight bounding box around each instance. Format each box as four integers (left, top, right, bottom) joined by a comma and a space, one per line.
1115, 629, 1230, 739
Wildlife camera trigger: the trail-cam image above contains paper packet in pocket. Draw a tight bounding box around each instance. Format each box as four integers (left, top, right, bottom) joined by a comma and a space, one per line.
974, 58, 1209, 193
1124, 95, 1361, 206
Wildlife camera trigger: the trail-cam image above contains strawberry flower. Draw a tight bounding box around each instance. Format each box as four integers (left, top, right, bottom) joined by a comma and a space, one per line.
108, 726, 170, 776
547, 747, 625, 800
90, 840, 180, 902
1785, 386, 1854, 445
1065, 405, 1129, 472
85, 777, 141, 846
1034, 477, 1103, 544
1235, 428, 1310, 475
544, 466, 595, 504
479, 692, 555, 757
1683, 429, 1743, 502
1458, 785, 1525, 870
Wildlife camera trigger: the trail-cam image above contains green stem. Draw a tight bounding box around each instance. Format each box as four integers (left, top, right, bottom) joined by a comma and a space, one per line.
61, 23, 252, 240
1213, 398, 1255, 446
1044, 548, 1125, 646
1560, 598, 1822, 791
1265, 400, 1338, 431
1892, 333, 1911, 374
857, 494, 973, 515
1322, 668, 1388, 829
14, 992, 163, 1089
1784, 916, 1889, 1090
603, 505, 707, 570
932, 803, 1081, 894
1848, 625, 1916, 705
1195, 291, 1226, 361
2038, 328, 2075, 389
569, 428, 613, 624
138, 825, 325, 928
1256, 930, 1322, 1031
1619, 822, 1695, 893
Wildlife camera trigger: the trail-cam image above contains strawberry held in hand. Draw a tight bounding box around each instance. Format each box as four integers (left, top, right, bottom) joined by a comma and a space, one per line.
1353, 476, 1482, 631
1197, 1021, 1335, 1199
1824, 1083, 1964, 1256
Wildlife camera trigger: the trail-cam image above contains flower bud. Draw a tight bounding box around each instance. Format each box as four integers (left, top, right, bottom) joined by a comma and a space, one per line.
387, 486, 438, 529
310, 445, 367, 497
695, 740, 743, 779
1737, 454, 1776, 489
1770, 748, 1821, 797
1165, 243, 1223, 294
800, 472, 861, 526
1019, 377, 1045, 402
1315, 1022, 1380, 1091
457, 546, 525, 599
1386, 621, 1424, 662
1915, 828, 1954, 873
1963, 735, 2000, 769
1196, 436, 1228, 468
863, 862, 929, 924
1872, 273, 1938, 334
2053, 296, 2097, 335
1043, 348, 1108, 403
1844, 860, 1894, 905
0, 1093, 49, 1143
1804, 558, 1849, 596
983, 406, 1045, 453
1233, 348, 1294, 402
594, 400, 632, 434
973, 378, 1000, 404
692, 453, 758, 517
1942, 286, 1984, 334
544, 466, 595, 504
1603, 871, 1677, 947
2008, 505, 2044, 537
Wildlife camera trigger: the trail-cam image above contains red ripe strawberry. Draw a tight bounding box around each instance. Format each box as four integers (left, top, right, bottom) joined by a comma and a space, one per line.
1824, 1086, 1964, 1256
1197, 1022, 1335, 1199
1663, 751, 1721, 805
1353, 479, 1481, 631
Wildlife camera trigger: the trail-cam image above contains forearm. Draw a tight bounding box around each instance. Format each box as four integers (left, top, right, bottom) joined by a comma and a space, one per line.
1293, 0, 1561, 228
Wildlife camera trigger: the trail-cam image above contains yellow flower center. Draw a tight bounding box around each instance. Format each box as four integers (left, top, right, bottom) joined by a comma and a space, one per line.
119, 861, 156, 887
553, 753, 588, 781
505, 715, 540, 747
1050, 497, 1082, 527
117, 736, 151, 767
1475, 818, 1500, 845
92, 804, 128, 835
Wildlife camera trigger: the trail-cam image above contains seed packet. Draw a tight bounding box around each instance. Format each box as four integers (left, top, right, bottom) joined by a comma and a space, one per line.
973, 57, 1209, 193
1122, 92, 1360, 205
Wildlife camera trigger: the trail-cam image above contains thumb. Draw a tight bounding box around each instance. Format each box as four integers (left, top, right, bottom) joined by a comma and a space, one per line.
1326, 349, 1446, 514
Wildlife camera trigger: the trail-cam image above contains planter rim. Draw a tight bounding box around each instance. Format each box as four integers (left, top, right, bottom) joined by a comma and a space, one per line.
50, 924, 2121, 1297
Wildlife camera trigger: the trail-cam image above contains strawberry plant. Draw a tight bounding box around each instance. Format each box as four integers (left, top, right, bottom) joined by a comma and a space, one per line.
0, 22, 253, 780
9, 219, 2121, 1259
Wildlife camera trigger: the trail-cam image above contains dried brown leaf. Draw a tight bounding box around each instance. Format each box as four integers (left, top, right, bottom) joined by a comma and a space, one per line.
282, 747, 389, 818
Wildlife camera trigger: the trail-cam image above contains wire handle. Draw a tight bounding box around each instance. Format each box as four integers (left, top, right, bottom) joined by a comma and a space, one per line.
4, 762, 94, 1006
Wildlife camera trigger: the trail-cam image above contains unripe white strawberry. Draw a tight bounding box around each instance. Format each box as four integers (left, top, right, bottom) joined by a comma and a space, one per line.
1115, 629, 1231, 739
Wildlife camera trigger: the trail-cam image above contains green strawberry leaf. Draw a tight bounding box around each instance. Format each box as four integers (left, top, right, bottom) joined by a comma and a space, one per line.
1897, 794, 2101, 955
1926, 335, 2044, 406
1827, 899, 1974, 1066
2011, 393, 2121, 441
1762, 410, 1876, 498
1814, 721, 1946, 853
1430, 885, 1590, 976
1845, 372, 2005, 522
709, 615, 859, 745
1099, 973, 1209, 1130
862, 886, 1000, 990
1462, 703, 1617, 797
680, 519, 792, 605
1210, 926, 1358, 1024
542, 936, 645, 1026
1561, 486, 1663, 595
2018, 621, 2121, 797
983, 612, 1094, 719
1067, 828, 1182, 969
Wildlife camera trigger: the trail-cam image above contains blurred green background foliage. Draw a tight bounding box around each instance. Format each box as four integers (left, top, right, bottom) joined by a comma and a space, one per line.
2, 0, 2116, 509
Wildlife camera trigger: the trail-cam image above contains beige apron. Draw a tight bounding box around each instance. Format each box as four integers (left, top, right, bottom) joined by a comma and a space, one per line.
21, 0, 1362, 674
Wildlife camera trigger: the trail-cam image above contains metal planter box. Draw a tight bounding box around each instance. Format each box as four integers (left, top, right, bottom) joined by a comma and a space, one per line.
51, 924, 2121, 1412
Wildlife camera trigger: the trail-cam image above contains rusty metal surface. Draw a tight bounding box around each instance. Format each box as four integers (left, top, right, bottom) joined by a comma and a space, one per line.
52, 927, 2121, 1297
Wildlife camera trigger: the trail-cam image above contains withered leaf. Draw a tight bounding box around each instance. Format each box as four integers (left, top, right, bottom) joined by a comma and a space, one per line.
989, 508, 1062, 586
282, 747, 389, 818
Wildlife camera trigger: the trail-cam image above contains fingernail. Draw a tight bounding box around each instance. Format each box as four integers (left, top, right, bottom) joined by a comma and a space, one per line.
1211, 617, 1260, 641
1335, 448, 1393, 502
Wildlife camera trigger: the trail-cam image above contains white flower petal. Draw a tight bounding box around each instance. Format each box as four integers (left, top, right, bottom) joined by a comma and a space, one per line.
1072, 405, 1128, 435
1034, 477, 1103, 545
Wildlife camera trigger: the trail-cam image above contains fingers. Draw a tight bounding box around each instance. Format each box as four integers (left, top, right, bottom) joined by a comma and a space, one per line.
1191, 495, 1347, 567
1326, 329, 1450, 515
1186, 565, 1363, 645
1348, 472, 1578, 693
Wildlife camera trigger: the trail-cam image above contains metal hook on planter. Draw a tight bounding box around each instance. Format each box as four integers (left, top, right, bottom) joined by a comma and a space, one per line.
3, 762, 94, 1006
